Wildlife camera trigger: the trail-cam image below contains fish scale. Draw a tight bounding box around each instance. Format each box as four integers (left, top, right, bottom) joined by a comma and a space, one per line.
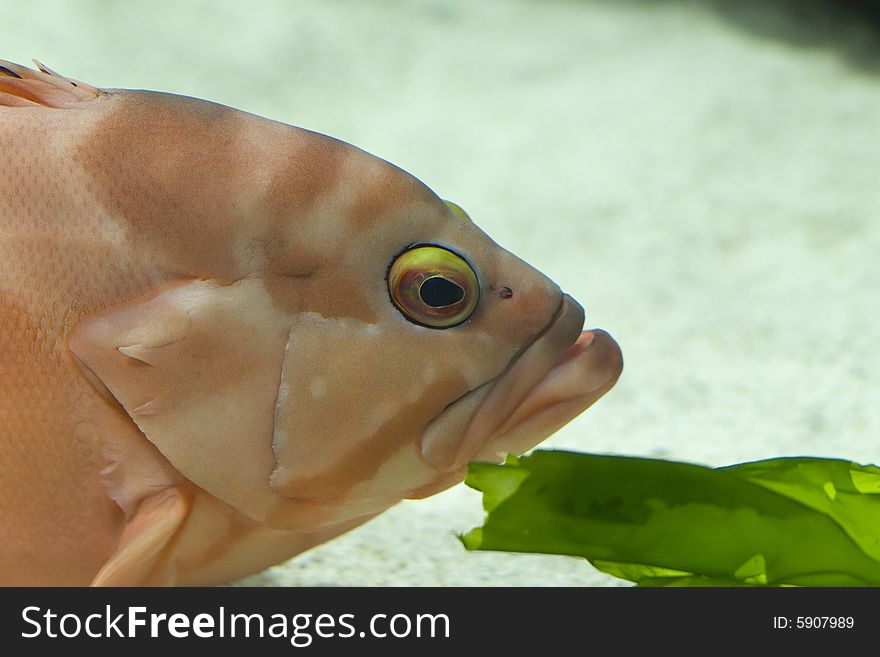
0, 94, 128, 585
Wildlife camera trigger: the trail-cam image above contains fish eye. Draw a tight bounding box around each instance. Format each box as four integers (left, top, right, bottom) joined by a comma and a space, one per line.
387, 245, 479, 328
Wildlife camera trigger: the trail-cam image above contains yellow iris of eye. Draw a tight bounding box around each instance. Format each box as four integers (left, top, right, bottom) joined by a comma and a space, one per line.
387, 245, 480, 328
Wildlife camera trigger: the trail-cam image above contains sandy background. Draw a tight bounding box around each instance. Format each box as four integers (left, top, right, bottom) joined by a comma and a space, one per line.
4, 0, 878, 586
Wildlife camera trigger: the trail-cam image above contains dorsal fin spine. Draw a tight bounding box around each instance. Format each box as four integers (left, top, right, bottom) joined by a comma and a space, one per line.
0, 59, 99, 108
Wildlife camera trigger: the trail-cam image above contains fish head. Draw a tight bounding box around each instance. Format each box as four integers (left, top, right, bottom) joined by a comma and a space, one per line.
261, 145, 623, 525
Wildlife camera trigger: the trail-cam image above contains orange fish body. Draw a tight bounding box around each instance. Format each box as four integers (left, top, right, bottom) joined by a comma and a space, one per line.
0, 61, 622, 586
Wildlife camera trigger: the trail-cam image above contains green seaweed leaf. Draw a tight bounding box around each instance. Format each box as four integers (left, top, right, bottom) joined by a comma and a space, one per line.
461, 451, 880, 586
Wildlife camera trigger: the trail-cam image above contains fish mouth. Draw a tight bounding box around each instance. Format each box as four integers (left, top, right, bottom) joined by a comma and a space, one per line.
414, 294, 622, 493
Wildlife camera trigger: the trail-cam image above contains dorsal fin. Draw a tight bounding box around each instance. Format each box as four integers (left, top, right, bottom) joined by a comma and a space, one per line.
0, 59, 100, 108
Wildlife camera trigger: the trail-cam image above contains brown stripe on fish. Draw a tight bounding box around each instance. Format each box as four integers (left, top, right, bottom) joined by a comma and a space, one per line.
73, 91, 262, 281
299, 267, 379, 323
260, 127, 349, 247
256, 148, 394, 282
0, 99, 171, 325
257, 263, 378, 323
340, 151, 443, 233
269, 370, 470, 506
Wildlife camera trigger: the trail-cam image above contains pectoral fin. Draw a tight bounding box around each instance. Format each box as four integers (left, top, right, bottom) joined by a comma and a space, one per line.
69, 279, 293, 522
91, 488, 189, 587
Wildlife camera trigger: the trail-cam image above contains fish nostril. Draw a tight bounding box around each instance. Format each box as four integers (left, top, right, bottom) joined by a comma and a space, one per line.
488, 284, 513, 299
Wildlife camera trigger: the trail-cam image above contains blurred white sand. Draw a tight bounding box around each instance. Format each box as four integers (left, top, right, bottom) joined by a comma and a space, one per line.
4, 0, 878, 586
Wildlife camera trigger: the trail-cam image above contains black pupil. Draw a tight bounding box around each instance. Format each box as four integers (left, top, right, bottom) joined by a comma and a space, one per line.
420, 277, 465, 308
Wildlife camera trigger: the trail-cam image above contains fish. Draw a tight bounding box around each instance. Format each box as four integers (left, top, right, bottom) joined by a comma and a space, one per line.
0, 59, 623, 586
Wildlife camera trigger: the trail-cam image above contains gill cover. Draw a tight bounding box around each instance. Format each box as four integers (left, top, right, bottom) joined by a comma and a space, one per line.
68, 279, 292, 522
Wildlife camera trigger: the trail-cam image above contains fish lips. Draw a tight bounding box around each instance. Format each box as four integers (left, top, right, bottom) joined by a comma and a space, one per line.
415, 294, 622, 490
